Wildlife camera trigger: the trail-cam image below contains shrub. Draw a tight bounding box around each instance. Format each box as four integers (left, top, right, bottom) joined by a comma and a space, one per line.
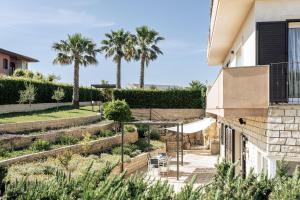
136, 124, 148, 138
57, 135, 79, 145
112, 144, 138, 157
52, 87, 65, 110
13, 69, 26, 77
0, 148, 8, 157
134, 139, 151, 152
0, 76, 104, 105
99, 130, 115, 137
103, 100, 132, 122
30, 140, 51, 151
149, 129, 160, 140
18, 83, 36, 108
125, 125, 135, 133
113, 89, 205, 108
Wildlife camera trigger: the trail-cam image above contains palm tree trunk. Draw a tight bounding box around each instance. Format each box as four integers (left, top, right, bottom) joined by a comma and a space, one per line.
73, 61, 80, 108
116, 58, 121, 89
140, 55, 145, 88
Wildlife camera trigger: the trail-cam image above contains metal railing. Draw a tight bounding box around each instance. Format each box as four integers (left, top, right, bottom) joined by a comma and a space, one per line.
270, 62, 300, 104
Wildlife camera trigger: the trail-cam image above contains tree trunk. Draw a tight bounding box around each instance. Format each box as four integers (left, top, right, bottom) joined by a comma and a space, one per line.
140, 55, 145, 88
116, 58, 121, 89
73, 61, 80, 109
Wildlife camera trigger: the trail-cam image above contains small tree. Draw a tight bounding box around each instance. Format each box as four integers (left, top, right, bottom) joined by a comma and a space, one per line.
103, 100, 132, 132
52, 88, 65, 110
19, 83, 36, 109
47, 73, 61, 82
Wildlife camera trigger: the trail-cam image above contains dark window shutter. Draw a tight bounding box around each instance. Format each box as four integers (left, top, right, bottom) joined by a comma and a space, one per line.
257, 22, 288, 103
257, 22, 288, 65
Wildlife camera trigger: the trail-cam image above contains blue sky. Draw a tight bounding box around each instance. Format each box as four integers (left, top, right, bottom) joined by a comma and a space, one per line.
0, 0, 219, 87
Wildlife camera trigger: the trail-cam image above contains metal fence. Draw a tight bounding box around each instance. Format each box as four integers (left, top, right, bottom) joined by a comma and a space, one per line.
270, 62, 300, 104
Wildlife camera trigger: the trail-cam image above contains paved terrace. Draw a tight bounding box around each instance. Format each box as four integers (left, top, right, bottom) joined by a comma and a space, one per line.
146, 152, 218, 192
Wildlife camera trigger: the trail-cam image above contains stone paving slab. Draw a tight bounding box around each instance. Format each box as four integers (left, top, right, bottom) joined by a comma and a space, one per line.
146, 153, 218, 192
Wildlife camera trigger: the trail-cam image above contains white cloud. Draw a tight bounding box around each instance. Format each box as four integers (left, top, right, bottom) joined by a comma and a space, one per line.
0, 7, 115, 28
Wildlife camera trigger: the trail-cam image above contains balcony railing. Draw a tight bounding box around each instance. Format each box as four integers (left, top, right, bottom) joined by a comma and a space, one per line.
270, 62, 300, 104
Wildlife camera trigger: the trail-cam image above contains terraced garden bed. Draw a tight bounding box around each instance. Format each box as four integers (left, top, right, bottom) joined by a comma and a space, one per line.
0, 121, 114, 150
0, 127, 139, 165
5, 138, 164, 182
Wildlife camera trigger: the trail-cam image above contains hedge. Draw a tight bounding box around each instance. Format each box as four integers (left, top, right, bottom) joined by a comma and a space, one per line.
0, 77, 104, 105
113, 89, 205, 109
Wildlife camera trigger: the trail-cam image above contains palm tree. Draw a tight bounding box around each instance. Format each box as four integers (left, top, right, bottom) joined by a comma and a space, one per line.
135, 26, 164, 88
52, 33, 98, 108
100, 29, 134, 89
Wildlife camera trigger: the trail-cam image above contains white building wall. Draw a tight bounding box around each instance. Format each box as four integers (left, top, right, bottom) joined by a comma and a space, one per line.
255, 0, 300, 22
223, 0, 300, 68
223, 5, 256, 67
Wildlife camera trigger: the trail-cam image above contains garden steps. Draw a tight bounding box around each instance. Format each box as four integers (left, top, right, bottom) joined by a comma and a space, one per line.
0, 120, 114, 150
0, 130, 138, 166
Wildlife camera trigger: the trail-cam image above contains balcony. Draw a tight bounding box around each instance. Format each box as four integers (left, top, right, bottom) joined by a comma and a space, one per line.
206, 65, 269, 117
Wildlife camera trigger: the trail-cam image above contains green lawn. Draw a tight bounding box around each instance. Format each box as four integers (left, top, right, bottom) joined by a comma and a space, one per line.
0, 106, 98, 124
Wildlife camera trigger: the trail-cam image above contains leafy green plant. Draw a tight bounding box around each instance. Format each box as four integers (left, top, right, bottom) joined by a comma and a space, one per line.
125, 125, 135, 133
52, 87, 65, 110
112, 144, 138, 157
18, 83, 36, 109
99, 130, 115, 137
113, 89, 205, 108
0, 76, 103, 105
0, 148, 9, 157
57, 134, 79, 145
103, 100, 132, 122
30, 140, 51, 151
147, 129, 160, 140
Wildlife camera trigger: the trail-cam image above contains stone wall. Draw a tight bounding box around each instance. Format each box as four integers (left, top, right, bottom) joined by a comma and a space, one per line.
112, 148, 165, 175
219, 105, 300, 160
267, 106, 300, 159
131, 109, 204, 121
164, 132, 203, 152
0, 102, 92, 114
0, 131, 138, 166
0, 115, 101, 134
0, 121, 114, 150
219, 116, 268, 151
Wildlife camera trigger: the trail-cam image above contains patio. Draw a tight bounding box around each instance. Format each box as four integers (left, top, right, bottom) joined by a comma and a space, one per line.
146, 152, 218, 192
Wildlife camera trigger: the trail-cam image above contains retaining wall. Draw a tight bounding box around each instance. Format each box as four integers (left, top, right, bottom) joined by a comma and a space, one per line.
0, 101, 93, 114
131, 109, 204, 121
0, 115, 101, 134
112, 148, 165, 175
0, 131, 138, 166
0, 121, 114, 150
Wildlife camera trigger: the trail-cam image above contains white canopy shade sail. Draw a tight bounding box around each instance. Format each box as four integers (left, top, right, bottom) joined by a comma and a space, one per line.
166, 118, 216, 134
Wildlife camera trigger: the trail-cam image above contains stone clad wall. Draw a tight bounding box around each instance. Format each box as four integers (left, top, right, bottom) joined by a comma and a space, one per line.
0, 131, 138, 166
267, 106, 300, 159
219, 105, 300, 160
0, 121, 114, 150
219, 116, 268, 151
0, 115, 101, 134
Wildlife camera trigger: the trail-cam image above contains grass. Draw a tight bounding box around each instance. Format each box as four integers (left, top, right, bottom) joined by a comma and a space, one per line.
0, 106, 98, 124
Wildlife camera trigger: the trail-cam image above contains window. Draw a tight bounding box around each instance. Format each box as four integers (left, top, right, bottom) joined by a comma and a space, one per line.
3, 59, 8, 69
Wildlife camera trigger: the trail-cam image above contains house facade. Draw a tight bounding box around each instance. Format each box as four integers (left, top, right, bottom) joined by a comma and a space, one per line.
207, 0, 300, 178
0, 48, 38, 76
